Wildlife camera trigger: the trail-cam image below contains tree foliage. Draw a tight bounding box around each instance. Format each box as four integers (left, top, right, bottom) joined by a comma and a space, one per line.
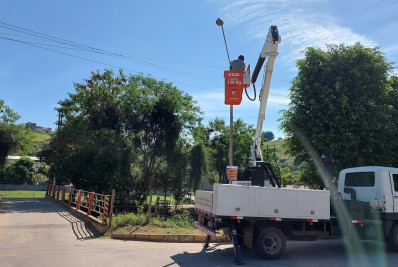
40, 70, 201, 204
192, 118, 254, 184
3, 157, 36, 184
0, 100, 20, 124
263, 131, 275, 141
189, 143, 207, 191
0, 100, 30, 168
280, 43, 397, 188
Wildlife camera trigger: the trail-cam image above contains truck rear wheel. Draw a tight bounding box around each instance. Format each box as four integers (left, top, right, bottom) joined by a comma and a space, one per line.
390, 224, 398, 252
255, 226, 286, 260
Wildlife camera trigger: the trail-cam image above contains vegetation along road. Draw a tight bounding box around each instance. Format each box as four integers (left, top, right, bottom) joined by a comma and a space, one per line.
1, 198, 398, 267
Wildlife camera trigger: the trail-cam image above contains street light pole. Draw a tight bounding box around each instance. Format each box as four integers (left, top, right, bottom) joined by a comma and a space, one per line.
216, 18, 234, 181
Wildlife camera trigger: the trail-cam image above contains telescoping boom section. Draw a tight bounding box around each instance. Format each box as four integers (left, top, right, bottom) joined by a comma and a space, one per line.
251, 25, 280, 165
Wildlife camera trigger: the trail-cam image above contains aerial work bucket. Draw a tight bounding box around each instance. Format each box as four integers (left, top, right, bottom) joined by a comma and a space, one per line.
224, 65, 250, 105
224, 71, 244, 105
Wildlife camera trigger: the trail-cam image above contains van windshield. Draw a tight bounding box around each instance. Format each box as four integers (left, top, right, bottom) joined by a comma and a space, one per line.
344, 172, 375, 187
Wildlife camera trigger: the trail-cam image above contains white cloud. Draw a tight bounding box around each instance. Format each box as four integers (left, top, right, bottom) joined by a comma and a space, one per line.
219, 0, 376, 66
384, 44, 398, 56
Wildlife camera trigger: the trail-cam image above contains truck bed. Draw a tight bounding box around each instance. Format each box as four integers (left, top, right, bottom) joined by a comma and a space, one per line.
196, 183, 330, 220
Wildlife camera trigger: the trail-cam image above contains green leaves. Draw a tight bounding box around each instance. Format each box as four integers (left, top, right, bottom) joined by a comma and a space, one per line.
42, 70, 202, 204
0, 100, 20, 124
280, 43, 397, 187
3, 157, 36, 184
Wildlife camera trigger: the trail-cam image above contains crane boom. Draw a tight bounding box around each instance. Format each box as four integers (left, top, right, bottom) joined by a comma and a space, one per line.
250, 26, 280, 166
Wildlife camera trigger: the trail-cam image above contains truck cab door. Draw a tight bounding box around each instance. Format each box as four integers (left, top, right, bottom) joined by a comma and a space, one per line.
390, 173, 398, 212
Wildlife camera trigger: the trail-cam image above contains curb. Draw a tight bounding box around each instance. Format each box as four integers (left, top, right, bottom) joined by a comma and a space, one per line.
111, 233, 230, 243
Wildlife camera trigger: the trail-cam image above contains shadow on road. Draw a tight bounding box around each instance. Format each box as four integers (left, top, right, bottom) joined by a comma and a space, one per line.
57, 211, 99, 240
167, 243, 239, 267
0, 198, 60, 214
168, 239, 394, 267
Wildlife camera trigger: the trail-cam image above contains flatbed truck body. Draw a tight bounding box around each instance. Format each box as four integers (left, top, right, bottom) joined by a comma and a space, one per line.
195, 166, 398, 262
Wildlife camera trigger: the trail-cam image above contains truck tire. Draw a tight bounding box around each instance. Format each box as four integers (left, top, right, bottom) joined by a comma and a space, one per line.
255, 226, 286, 260
390, 224, 398, 252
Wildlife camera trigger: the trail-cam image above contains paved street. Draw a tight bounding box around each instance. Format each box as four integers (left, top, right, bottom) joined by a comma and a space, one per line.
1, 198, 398, 267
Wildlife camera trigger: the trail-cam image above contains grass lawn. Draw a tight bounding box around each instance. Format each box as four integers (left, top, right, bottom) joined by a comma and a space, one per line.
0, 190, 46, 198
146, 195, 176, 205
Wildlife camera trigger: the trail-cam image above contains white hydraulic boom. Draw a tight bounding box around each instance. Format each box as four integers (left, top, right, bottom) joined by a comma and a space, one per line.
250, 26, 280, 166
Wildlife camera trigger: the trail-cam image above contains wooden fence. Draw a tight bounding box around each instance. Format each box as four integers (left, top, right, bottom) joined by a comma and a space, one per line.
46, 184, 115, 229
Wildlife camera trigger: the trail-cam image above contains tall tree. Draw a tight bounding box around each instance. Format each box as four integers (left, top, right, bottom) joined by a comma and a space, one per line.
263, 131, 275, 141
0, 100, 20, 124
189, 143, 207, 191
280, 43, 396, 188
199, 118, 254, 183
41, 70, 201, 204
4, 157, 36, 184
388, 76, 398, 167
0, 100, 29, 168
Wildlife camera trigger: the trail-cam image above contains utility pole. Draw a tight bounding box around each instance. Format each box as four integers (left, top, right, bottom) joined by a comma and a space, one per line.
229, 105, 233, 167
217, 18, 238, 184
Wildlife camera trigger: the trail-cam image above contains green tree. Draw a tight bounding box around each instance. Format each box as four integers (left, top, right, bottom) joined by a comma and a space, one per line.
4, 157, 36, 184
388, 76, 398, 167
199, 118, 254, 183
41, 70, 201, 204
0, 100, 20, 124
263, 131, 275, 141
280, 43, 396, 188
232, 119, 254, 175
0, 100, 30, 168
168, 140, 189, 205
207, 118, 229, 183
189, 143, 207, 191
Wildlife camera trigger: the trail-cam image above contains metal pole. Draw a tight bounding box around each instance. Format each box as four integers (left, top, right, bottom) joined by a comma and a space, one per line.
229, 105, 233, 166
221, 26, 231, 65
229, 105, 233, 184
216, 18, 231, 66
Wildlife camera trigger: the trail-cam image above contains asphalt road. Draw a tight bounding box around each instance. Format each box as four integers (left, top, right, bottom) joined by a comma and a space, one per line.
1, 198, 398, 267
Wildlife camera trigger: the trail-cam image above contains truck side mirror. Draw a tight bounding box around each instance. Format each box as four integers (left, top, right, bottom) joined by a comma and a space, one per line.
344, 187, 357, 201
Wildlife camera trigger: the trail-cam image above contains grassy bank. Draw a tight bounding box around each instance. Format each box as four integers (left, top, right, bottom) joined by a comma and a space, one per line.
0, 190, 46, 198
109, 209, 205, 236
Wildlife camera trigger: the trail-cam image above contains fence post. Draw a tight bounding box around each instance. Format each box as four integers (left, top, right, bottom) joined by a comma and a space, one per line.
87, 192, 95, 215
108, 189, 115, 229
56, 186, 60, 200
62, 187, 66, 201
46, 184, 50, 196
76, 190, 82, 210
52, 185, 56, 198
102, 195, 110, 223
68, 189, 73, 206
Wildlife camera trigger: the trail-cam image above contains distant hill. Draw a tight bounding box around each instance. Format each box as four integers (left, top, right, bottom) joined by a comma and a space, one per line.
18, 123, 52, 154
264, 138, 302, 173
25, 122, 53, 134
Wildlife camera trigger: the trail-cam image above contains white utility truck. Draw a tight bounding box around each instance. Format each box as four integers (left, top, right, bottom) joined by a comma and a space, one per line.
195, 166, 398, 262
194, 25, 398, 263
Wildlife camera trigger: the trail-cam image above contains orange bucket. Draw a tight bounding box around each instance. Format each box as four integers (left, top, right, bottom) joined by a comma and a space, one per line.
224, 71, 244, 105
226, 166, 238, 180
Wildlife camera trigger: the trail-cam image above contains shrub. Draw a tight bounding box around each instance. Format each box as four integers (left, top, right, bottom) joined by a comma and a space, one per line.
112, 212, 149, 228
31, 173, 47, 185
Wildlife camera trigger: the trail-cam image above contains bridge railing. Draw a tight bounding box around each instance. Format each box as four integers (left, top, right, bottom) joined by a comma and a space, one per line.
46, 184, 115, 229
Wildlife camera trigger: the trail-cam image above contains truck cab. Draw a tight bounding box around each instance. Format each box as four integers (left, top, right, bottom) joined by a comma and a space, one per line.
336, 166, 398, 250
338, 166, 398, 213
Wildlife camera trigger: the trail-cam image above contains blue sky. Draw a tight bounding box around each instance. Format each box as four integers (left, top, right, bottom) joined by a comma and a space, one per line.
1, 0, 397, 138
